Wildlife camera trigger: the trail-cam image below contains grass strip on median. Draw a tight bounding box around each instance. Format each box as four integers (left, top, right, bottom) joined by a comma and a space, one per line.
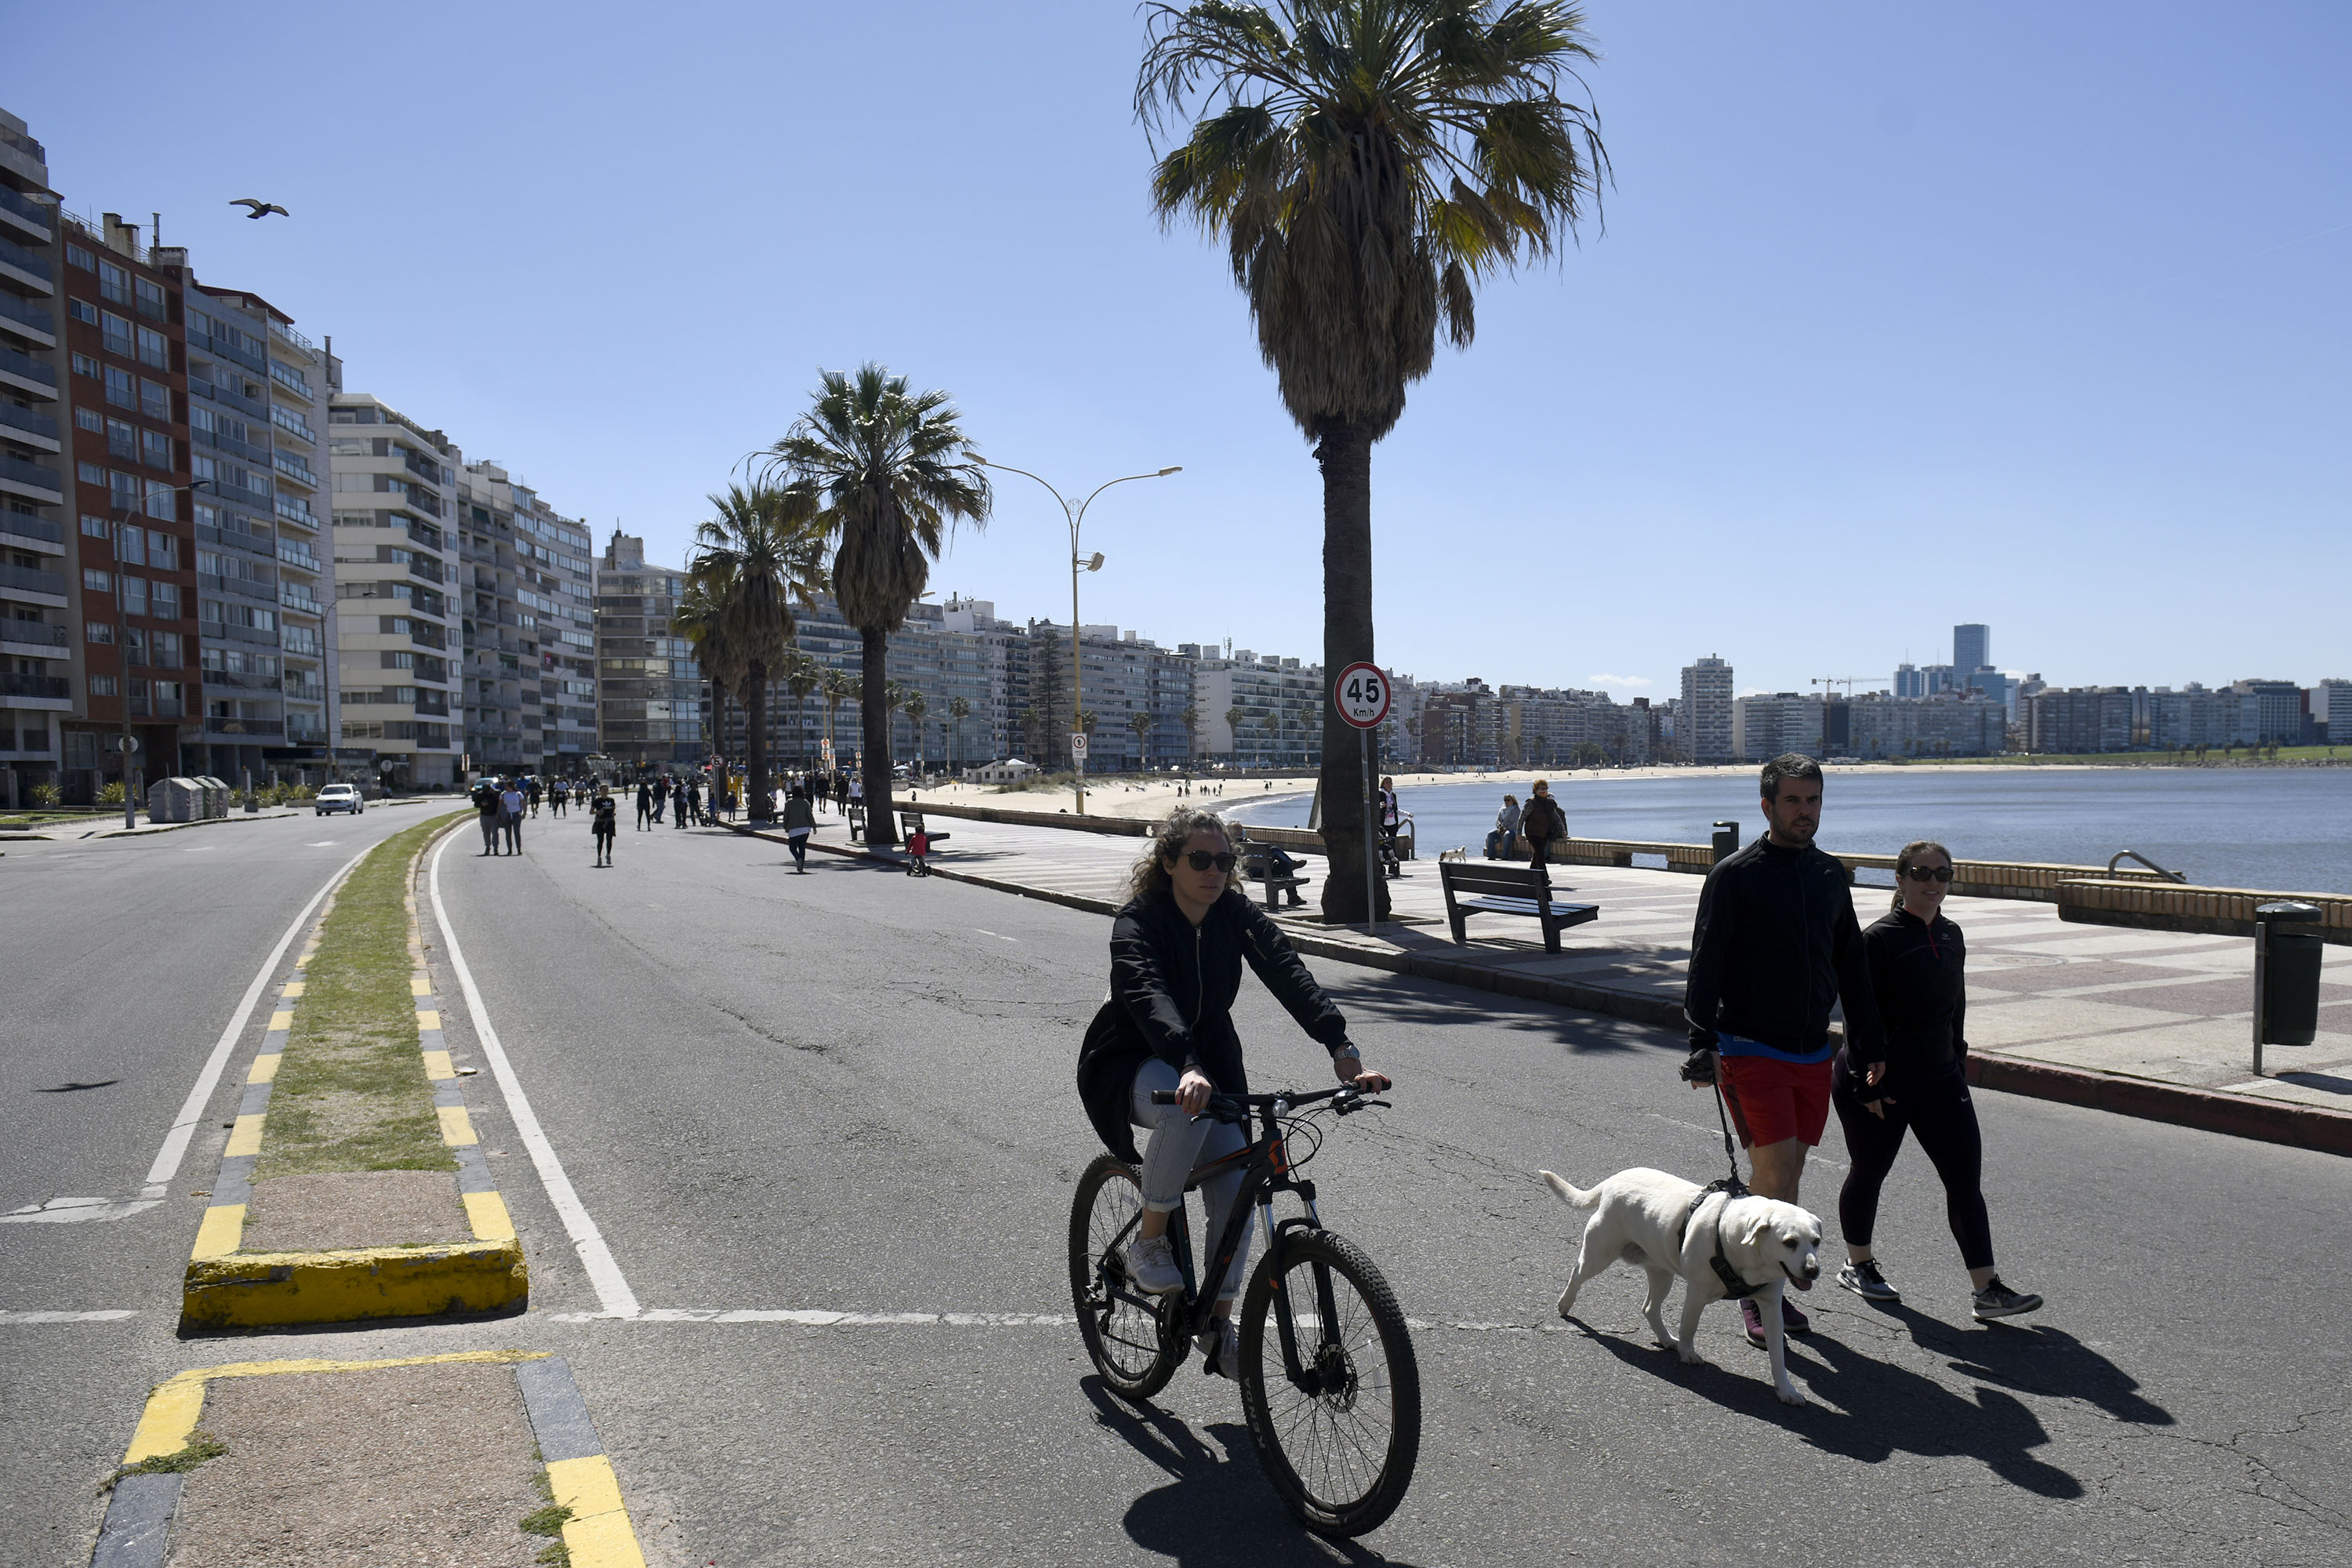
254, 813, 466, 1179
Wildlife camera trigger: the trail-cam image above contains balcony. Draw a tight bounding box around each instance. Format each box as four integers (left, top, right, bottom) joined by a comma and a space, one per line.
274, 541, 322, 573
267, 361, 311, 401
272, 452, 318, 488
0, 234, 52, 292
201, 669, 281, 692
0, 290, 56, 347
0, 452, 64, 503
279, 586, 324, 616
204, 716, 285, 738
0, 343, 56, 397
0, 618, 67, 649
0, 187, 53, 243
0, 510, 62, 546
191, 372, 268, 421
0, 670, 71, 701
270, 404, 315, 443
212, 479, 274, 511
197, 520, 274, 557
199, 571, 278, 603
0, 400, 60, 444
188, 326, 266, 377
274, 497, 319, 532
268, 318, 318, 357
195, 424, 273, 465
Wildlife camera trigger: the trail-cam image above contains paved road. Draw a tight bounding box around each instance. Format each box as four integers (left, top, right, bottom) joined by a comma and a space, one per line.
7, 814, 2350, 1566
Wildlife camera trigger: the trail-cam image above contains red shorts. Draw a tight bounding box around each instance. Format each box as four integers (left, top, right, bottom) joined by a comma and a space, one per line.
1719, 1054, 1832, 1149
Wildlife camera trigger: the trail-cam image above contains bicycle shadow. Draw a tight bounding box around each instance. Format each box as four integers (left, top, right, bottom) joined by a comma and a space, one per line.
1571, 1304, 2166, 1498
1080, 1377, 1424, 1567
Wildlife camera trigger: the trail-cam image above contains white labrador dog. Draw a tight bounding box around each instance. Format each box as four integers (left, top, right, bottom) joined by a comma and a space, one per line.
1540, 1167, 1824, 1406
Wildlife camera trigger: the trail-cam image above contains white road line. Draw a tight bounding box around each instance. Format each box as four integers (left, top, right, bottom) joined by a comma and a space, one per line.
0, 1310, 137, 1323
544, 1307, 1591, 1334
430, 832, 642, 1319
140, 843, 376, 1197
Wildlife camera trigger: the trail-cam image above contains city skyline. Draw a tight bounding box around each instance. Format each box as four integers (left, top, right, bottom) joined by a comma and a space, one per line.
4, 2, 2344, 705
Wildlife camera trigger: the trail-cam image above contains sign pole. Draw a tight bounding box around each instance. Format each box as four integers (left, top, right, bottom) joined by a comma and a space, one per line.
1361, 726, 1377, 933
1331, 662, 1392, 934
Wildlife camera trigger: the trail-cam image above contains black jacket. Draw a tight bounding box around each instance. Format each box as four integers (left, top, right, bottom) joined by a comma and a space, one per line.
1520, 793, 1565, 843
1684, 836, 1886, 1065
1077, 885, 1351, 1162
1860, 907, 1966, 1085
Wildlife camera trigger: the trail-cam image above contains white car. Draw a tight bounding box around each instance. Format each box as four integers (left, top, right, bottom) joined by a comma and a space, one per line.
315, 784, 365, 816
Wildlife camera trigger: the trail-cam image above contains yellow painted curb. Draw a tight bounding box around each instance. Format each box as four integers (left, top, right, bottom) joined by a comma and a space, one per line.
549, 1455, 648, 1568
416, 1007, 441, 1030
410, 972, 432, 996
125, 1377, 207, 1463
266, 1009, 294, 1032
181, 1236, 527, 1328
120, 1349, 550, 1461
191, 1203, 245, 1261
246, 1053, 281, 1084
422, 1048, 456, 1080
223, 1113, 266, 1158
437, 1104, 477, 1145
463, 1189, 517, 1243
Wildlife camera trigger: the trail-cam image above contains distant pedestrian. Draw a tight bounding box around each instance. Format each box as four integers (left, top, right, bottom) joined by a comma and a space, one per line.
1833, 839, 2043, 1323
474, 776, 502, 855
1377, 775, 1402, 877
550, 779, 568, 817
686, 778, 703, 826
527, 778, 542, 817
782, 786, 815, 872
591, 790, 617, 866
1682, 753, 1887, 1348
1486, 793, 1520, 860
635, 779, 653, 831
672, 778, 688, 829
905, 824, 931, 876
499, 779, 525, 855
652, 776, 670, 824
1519, 779, 1564, 877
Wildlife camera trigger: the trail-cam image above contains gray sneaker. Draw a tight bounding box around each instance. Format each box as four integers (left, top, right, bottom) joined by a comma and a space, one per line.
1196, 1319, 1240, 1379
1838, 1258, 1901, 1303
1971, 1279, 2043, 1321
1124, 1233, 1184, 1295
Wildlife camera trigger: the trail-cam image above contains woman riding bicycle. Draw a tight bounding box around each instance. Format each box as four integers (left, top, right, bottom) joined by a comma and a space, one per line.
1076, 808, 1391, 1377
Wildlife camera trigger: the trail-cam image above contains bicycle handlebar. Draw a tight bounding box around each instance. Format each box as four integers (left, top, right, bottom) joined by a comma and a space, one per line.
1149, 1082, 1391, 1116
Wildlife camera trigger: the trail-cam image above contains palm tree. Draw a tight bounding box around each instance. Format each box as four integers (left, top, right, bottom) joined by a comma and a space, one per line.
762, 365, 988, 844
1179, 704, 1199, 765
1127, 709, 1154, 771
782, 651, 822, 764
1139, 1, 1607, 919
902, 689, 928, 772
1225, 705, 1244, 765
690, 484, 827, 820
947, 695, 972, 775
673, 582, 741, 770
883, 678, 911, 760
821, 666, 856, 764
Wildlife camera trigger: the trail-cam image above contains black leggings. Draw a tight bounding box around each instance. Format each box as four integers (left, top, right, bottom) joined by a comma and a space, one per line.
1831, 1051, 1994, 1271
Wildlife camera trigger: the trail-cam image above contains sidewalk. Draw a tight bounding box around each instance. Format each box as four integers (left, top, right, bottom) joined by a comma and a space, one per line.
772, 810, 2352, 1156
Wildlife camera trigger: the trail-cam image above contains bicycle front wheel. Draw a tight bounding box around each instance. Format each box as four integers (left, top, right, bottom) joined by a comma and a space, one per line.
1068, 1153, 1183, 1402
1238, 1229, 1421, 1537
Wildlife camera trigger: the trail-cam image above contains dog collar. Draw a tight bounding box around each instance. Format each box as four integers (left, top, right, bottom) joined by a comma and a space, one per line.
1677, 1178, 1765, 1301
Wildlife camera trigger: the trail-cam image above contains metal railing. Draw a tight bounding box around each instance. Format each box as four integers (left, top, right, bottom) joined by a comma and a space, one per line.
0, 618, 67, 646
0, 291, 56, 339
0, 343, 56, 387
0, 562, 66, 597
0, 234, 52, 283
0, 401, 59, 441
0, 671, 70, 699
0, 509, 62, 543
0, 187, 53, 234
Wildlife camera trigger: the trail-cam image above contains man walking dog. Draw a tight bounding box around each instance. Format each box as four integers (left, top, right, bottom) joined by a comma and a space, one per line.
1682, 753, 1886, 1347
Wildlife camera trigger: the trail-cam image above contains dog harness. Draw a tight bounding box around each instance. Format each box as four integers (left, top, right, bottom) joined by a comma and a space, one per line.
1675, 1178, 1763, 1301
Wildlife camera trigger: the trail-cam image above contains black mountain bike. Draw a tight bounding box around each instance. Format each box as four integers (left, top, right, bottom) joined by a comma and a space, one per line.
1068, 1082, 1421, 1537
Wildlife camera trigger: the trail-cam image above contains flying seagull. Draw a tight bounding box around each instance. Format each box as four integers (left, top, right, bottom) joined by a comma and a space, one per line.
230, 198, 289, 220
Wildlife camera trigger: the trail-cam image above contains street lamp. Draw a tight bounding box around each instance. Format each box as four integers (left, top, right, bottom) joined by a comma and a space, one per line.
972, 459, 1180, 815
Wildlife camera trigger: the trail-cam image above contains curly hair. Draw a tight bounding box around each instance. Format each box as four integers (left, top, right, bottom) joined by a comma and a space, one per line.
1892, 838, 1954, 912
1127, 806, 1243, 904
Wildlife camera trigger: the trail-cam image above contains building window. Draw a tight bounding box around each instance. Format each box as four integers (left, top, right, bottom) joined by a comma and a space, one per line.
66, 243, 93, 271
118, 524, 145, 565
89, 675, 117, 697
74, 407, 102, 434
72, 352, 102, 379
101, 310, 133, 357
136, 327, 168, 370
151, 580, 179, 618
140, 379, 169, 421
104, 366, 136, 410
104, 416, 136, 460
125, 626, 147, 666
86, 619, 114, 642
111, 470, 139, 510
142, 430, 172, 470
68, 298, 98, 325
81, 514, 110, 538
155, 630, 182, 666
148, 533, 177, 571
133, 278, 166, 320
144, 480, 175, 521
83, 568, 111, 593
97, 260, 129, 304
122, 576, 147, 616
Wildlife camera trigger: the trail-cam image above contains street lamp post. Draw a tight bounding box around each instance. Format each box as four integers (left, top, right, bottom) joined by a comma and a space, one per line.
972, 459, 1180, 815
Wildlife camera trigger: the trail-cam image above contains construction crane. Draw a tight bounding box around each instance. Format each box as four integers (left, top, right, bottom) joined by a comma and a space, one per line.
1809, 677, 1871, 697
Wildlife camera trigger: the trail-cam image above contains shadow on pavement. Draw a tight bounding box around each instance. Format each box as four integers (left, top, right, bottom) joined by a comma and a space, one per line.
1319, 971, 1677, 1058
1574, 1313, 2109, 1497
1082, 1377, 1422, 1566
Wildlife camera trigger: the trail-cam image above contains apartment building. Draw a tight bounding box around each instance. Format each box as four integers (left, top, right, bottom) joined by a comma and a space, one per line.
1494, 684, 1656, 768
453, 461, 588, 774
1679, 655, 1734, 764
328, 394, 458, 787
1733, 691, 1824, 763
57, 212, 200, 797
2025, 686, 2137, 755
0, 109, 67, 808
533, 503, 596, 767
1843, 691, 2008, 759
593, 529, 701, 772
183, 284, 335, 779
1195, 649, 1323, 769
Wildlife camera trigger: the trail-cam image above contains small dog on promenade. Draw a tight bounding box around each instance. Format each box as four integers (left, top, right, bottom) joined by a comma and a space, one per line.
1540, 1167, 1824, 1406
1437, 847, 1468, 862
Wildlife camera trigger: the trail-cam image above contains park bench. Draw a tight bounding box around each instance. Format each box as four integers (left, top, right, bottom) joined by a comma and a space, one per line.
1439, 860, 1599, 953
899, 810, 949, 848
1241, 841, 1310, 911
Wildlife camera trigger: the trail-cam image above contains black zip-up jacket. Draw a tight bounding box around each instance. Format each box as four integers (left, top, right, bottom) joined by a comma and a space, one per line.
1683, 836, 1886, 1065
1860, 907, 1966, 1085
1077, 885, 1351, 1162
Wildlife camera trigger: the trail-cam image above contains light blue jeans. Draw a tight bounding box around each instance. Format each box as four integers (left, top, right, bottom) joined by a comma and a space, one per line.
1131, 1057, 1251, 1299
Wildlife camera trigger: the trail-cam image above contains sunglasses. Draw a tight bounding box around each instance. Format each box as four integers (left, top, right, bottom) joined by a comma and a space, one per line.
1904, 865, 1955, 883
1181, 850, 1239, 873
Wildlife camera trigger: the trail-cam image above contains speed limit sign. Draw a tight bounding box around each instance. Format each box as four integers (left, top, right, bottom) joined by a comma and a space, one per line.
1334, 663, 1392, 730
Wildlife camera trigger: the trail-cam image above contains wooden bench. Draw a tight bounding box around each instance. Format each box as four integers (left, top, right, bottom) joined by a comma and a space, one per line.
1241, 843, 1310, 910
899, 810, 949, 847
1439, 861, 1599, 953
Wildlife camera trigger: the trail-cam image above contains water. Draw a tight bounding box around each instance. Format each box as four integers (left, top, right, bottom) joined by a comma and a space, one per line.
1231, 769, 2352, 895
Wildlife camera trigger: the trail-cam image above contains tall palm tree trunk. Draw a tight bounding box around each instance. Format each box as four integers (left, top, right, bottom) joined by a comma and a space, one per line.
859, 627, 898, 844
1316, 422, 1387, 922
746, 658, 771, 819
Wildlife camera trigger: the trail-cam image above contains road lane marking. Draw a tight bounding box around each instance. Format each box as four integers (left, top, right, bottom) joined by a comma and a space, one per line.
430, 832, 642, 1319
140, 844, 376, 1197
543, 1306, 1601, 1334
975, 929, 1017, 942
0, 1310, 136, 1323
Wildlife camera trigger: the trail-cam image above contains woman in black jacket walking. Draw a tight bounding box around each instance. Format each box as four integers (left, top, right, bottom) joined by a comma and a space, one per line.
1833, 840, 2042, 1321
1076, 808, 1390, 1377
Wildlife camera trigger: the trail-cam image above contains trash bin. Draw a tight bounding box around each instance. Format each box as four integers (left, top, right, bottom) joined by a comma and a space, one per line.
2253, 902, 2324, 1066
1711, 821, 1740, 865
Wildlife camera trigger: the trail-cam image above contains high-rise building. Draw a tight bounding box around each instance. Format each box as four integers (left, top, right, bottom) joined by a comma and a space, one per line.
1844, 692, 2008, 758
2229, 678, 2306, 746
593, 528, 701, 771
1952, 623, 1990, 675
1195, 648, 1323, 769
454, 461, 590, 774
328, 393, 459, 788
57, 210, 201, 797
1893, 662, 1926, 699
2310, 679, 2351, 744
2026, 686, 2136, 754
1679, 655, 1733, 764
183, 283, 335, 780
0, 108, 69, 808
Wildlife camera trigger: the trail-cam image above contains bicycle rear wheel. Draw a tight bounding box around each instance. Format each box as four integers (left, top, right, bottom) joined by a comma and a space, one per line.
1069, 1154, 1183, 1402
1238, 1229, 1421, 1537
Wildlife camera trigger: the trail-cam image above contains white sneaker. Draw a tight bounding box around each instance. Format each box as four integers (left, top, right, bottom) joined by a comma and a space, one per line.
1124, 1233, 1184, 1295
1196, 1319, 1241, 1379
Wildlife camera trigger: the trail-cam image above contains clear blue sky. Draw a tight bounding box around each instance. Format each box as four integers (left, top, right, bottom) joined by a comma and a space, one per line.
12, 2, 2347, 699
